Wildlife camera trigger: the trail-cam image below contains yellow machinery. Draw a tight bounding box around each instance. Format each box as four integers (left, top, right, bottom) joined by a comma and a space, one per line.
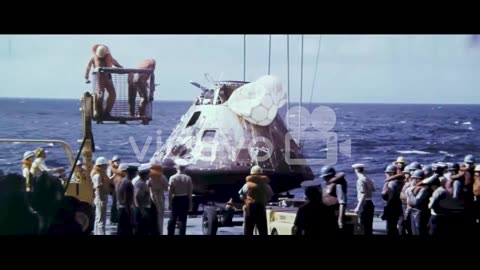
0, 92, 96, 234
265, 199, 364, 235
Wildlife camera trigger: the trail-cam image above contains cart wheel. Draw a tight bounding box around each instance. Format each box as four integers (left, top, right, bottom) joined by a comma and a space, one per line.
202, 207, 219, 235
75, 202, 94, 235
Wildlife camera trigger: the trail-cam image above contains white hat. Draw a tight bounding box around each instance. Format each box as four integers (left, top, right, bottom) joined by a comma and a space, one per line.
138, 163, 151, 173
95, 157, 109, 166
129, 162, 141, 168
119, 163, 129, 171
464, 155, 475, 164
174, 159, 189, 167
23, 151, 35, 160
250, 165, 263, 175
96, 45, 108, 58
352, 163, 365, 169
111, 155, 120, 162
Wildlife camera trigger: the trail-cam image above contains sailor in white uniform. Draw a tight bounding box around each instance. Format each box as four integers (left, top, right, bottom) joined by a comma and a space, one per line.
352, 163, 376, 235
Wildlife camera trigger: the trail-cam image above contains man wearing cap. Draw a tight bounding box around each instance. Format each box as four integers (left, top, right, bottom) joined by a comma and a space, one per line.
238, 165, 274, 236
91, 157, 110, 235
148, 161, 169, 235
71, 160, 87, 182
394, 156, 407, 173
22, 151, 35, 192
352, 163, 376, 235
167, 159, 194, 235
116, 163, 137, 235
408, 167, 443, 236
107, 156, 121, 179
451, 155, 476, 228
319, 165, 347, 232
426, 170, 452, 236
444, 163, 462, 199
133, 164, 152, 235
452, 155, 476, 200
108, 156, 121, 224
30, 147, 64, 178
381, 164, 404, 236
398, 164, 415, 235
293, 180, 338, 236
84, 44, 123, 118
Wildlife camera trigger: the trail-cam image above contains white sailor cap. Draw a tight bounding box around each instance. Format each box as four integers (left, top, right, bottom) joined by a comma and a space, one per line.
174, 158, 189, 167
129, 162, 141, 168
352, 163, 365, 169
112, 155, 121, 162
118, 163, 128, 171
300, 179, 322, 188
23, 151, 35, 160
138, 163, 151, 173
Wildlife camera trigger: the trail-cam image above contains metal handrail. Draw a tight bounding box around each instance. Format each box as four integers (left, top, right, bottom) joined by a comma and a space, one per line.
0, 139, 75, 168
94, 67, 154, 74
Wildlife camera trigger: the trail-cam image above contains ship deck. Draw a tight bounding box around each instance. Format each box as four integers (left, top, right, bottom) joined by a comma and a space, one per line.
103, 198, 388, 235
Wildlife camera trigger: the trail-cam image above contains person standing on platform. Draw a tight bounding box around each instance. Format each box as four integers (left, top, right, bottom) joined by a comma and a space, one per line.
116, 163, 137, 235
133, 164, 152, 235
238, 165, 274, 236
352, 163, 376, 235
149, 161, 168, 235
167, 159, 193, 235
84, 44, 123, 118
128, 58, 156, 117
107, 155, 121, 224
91, 157, 110, 235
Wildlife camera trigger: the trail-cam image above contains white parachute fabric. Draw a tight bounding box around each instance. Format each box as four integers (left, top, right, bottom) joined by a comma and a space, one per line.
226, 75, 287, 126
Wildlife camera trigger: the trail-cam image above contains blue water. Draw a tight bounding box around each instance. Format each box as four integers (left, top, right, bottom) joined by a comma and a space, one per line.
1, 98, 479, 209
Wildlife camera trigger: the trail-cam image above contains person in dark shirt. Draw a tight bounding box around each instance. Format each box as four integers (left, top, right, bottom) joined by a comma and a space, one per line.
382, 164, 404, 236
293, 180, 338, 236
47, 196, 83, 235
319, 166, 347, 232
0, 174, 41, 235
116, 163, 138, 235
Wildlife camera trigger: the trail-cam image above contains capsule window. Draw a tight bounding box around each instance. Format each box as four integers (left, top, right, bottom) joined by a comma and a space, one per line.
186, 111, 201, 127
202, 130, 216, 142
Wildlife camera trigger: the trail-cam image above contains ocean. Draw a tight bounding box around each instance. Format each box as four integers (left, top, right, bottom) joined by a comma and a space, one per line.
1, 98, 479, 209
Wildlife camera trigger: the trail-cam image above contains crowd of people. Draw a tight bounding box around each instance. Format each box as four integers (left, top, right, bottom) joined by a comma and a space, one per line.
294, 155, 480, 236
11, 146, 480, 236
86, 156, 193, 235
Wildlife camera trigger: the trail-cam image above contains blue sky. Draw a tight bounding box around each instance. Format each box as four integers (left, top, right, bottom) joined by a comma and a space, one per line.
0, 34, 479, 104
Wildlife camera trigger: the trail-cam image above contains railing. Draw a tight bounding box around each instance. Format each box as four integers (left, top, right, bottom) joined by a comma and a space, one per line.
0, 139, 76, 191
0, 139, 74, 168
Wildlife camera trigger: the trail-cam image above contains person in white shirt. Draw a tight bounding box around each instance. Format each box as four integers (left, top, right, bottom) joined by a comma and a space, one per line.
21, 151, 35, 192
352, 163, 376, 235
167, 159, 193, 235
148, 161, 169, 235
30, 147, 64, 178
91, 157, 110, 235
